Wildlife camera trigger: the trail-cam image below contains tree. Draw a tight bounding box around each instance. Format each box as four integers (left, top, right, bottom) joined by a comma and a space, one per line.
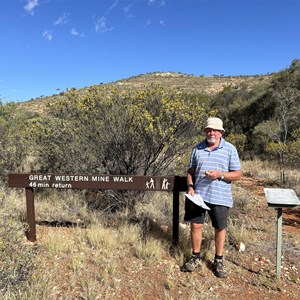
225, 133, 247, 156
0, 102, 39, 178
254, 60, 300, 182
28, 84, 210, 210
36, 84, 208, 176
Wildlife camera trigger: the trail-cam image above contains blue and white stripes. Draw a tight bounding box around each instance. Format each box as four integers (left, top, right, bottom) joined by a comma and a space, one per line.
188, 138, 241, 207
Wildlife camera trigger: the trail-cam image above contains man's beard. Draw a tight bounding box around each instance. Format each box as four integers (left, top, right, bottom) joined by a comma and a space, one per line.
206, 137, 216, 144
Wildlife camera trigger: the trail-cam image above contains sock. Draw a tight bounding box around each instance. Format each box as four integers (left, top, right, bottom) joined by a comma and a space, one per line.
215, 254, 223, 261
192, 252, 200, 258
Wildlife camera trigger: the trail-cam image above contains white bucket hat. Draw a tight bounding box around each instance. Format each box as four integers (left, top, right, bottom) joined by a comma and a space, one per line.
205, 117, 225, 132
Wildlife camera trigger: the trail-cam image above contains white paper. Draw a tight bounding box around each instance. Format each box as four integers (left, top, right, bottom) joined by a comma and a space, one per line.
185, 193, 211, 210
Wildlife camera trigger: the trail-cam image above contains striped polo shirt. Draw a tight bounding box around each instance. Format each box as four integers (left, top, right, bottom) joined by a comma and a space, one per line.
188, 137, 241, 207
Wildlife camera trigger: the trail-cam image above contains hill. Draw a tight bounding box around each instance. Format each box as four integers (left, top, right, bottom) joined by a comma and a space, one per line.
113, 72, 273, 95
17, 72, 273, 114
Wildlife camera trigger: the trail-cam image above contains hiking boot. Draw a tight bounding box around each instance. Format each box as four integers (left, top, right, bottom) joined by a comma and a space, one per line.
184, 255, 201, 272
213, 259, 228, 278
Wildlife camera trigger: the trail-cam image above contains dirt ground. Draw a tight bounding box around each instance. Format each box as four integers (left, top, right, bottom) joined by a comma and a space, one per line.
35, 176, 300, 300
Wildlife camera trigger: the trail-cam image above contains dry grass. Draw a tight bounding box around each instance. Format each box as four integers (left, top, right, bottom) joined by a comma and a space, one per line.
242, 159, 300, 194
34, 189, 91, 225
1, 160, 300, 299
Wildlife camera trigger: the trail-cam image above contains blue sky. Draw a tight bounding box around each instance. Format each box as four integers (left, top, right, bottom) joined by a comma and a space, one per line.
1, 0, 300, 103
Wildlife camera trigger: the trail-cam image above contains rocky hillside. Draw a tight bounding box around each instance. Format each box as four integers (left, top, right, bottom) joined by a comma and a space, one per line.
113, 72, 273, 95
17, 72, 273, 114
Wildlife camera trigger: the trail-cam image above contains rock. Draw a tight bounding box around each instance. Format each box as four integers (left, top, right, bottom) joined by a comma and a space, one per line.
259, 256, 266, 263
235, 242, 246, 252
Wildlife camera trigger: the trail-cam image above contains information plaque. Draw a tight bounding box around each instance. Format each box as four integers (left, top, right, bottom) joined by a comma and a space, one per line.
264, 188, 300, 208
264, 187, 299, 279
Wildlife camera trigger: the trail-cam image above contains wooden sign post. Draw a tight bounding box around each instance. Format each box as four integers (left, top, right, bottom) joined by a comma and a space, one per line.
8, 173, 187, 246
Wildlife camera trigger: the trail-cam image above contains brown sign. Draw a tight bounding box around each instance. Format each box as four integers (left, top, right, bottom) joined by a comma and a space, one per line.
8, 173, 187, 245
8, 173, 174, 191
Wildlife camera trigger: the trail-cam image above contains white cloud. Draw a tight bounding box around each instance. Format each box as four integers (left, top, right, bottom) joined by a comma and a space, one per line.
70, 28, 84, 37
54, 13, 69, 25
70, 28, 79, 36
124, 4, 131, 14
145, 19, 165, 27
148, 0, 166, 6
93, 16, 114, 33
43, 30, 53, 41
124, 4, 134, 18
24, 0, 39, 16
109, 0, 119, 12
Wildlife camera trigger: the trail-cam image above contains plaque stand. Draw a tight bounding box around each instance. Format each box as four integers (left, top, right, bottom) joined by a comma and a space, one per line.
276, 207, 283, 278
264, 188, 300, 279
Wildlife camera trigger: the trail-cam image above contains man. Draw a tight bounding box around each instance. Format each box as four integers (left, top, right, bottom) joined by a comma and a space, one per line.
184, 117, 241, 277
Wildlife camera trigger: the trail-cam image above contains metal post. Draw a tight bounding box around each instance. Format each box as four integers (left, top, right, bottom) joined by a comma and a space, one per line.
264, 188, 300, 279
25, 187, 36, 242
276, 208, 283, 279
